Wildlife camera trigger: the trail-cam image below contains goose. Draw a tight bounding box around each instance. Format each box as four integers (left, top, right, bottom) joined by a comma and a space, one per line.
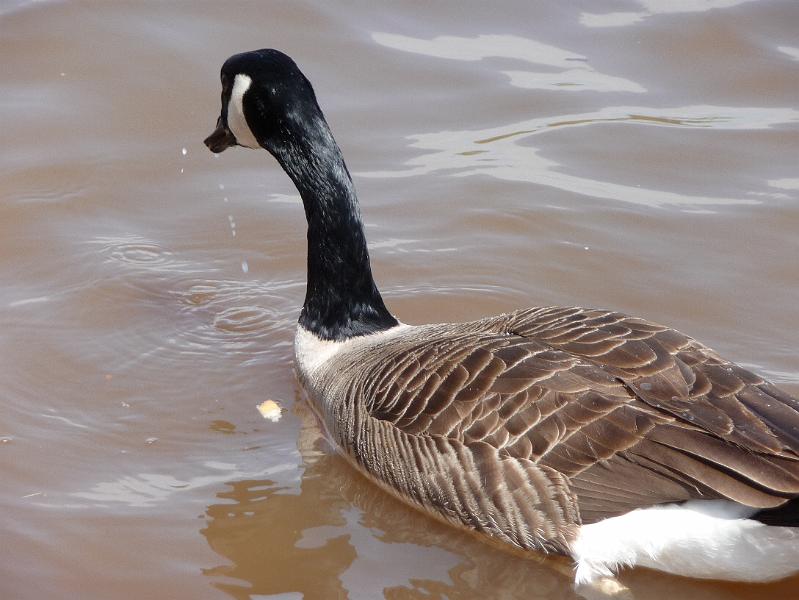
203, 49, 799, 590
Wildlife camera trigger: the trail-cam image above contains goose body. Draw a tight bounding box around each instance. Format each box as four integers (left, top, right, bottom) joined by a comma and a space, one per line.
205, 49, 799, 587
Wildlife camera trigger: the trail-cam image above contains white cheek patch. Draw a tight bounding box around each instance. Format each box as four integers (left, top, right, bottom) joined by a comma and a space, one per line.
227, 73, 260, 149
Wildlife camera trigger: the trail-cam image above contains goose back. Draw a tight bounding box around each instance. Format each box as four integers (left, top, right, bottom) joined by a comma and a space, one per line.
297, 305, 799, 550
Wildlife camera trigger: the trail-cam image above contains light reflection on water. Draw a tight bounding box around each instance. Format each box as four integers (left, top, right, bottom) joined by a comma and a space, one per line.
2, 0, 799, 599
372, 32, 646, 93
581, 0, 759, 28
359, 104, 799, 209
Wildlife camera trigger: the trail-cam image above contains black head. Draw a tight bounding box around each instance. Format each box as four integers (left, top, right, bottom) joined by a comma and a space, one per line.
204, 49, 320, 154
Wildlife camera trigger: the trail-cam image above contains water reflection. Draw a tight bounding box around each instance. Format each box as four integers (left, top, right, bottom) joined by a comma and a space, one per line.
202, 404, 580, 600
778, 46, 799, 61
371, 33, 645, 93
581, 0, 758, 28
71, 460, 298, 509
768, 178, 799, 192
201, 402, 799, 600
360, 105, 798, 209
503, 69, 644, 93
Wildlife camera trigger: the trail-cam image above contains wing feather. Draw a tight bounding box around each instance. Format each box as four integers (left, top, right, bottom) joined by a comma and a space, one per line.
359, 307, 799, 528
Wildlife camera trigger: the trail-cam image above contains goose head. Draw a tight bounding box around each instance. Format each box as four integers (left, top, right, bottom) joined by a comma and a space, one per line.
203, 49, 396, 340
204, 49, 321, 156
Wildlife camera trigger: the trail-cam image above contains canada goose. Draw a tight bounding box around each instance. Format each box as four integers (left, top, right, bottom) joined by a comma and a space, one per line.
204, 49, 799, 588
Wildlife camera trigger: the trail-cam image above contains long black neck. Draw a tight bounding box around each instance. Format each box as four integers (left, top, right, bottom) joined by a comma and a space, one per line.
267, 113, 398, 341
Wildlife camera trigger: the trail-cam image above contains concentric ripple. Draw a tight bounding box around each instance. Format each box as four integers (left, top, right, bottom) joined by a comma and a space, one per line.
213, 306, 275, 334
108, 243, 172, 265
92, 235, 168, 263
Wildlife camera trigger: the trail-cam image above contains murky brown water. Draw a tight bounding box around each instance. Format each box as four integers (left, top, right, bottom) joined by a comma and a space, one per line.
2, 1, 799, 598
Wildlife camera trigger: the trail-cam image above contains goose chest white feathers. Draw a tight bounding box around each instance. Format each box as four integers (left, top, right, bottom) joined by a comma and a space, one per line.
204, 49, 799, 587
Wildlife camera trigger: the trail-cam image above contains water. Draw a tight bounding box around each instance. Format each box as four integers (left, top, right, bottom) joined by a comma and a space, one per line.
2, 1, 798, 598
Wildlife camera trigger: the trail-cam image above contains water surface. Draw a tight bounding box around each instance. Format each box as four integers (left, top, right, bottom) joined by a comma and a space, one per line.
2, 1, 798, 598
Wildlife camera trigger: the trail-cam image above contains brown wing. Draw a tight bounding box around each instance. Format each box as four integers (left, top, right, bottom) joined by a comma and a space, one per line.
365, 306, 799, 525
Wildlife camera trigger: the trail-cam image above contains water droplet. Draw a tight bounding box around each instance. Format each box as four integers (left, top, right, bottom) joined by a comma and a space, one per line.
145, 437, 158, 445
181, 147, 187, 156
583, 246, 590, 251
1, 436, 12, 444
59, 72, 65, 77
218, 183, 225, 191
241, 260, 249, 273
223, 196, 229, 203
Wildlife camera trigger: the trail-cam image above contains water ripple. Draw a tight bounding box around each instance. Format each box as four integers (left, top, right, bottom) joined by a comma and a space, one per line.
581, 0, 757, 28
359, 105, 799, 209
61, 237, 303, 375
372, 32, 645, 93
68, 460, 299, 508
213, 306, 275, 334
169, 278, 300, 364
92, 235, 198, 273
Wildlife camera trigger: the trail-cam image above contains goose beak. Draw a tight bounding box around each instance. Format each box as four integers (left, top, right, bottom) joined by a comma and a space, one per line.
204, 116, 237, 153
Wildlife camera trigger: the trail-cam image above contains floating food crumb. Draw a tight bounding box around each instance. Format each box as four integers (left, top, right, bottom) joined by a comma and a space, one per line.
257, 400, 282, 422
